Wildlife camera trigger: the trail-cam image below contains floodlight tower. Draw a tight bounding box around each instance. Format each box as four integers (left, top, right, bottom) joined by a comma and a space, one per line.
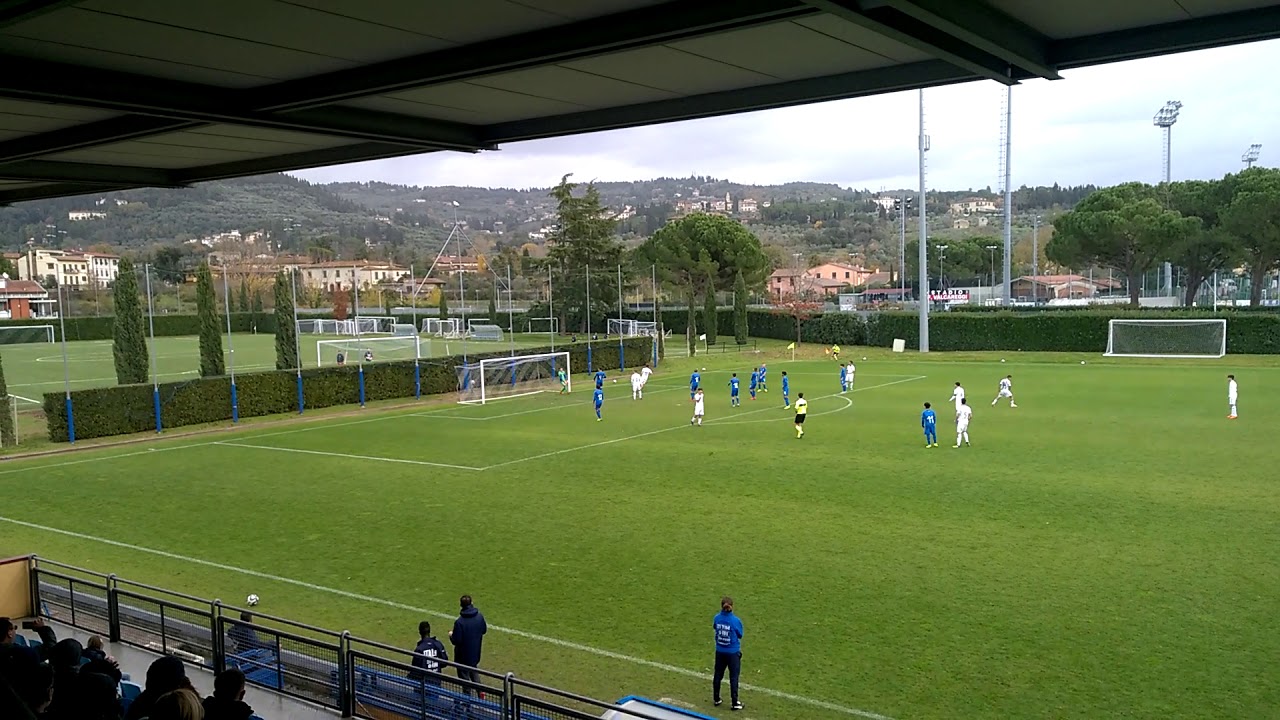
1243, 143, 1262, 168
1153, 101, 1182, 298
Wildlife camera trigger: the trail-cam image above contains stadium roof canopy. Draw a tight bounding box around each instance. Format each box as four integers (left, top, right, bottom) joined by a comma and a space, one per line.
2, 0, 1279, 205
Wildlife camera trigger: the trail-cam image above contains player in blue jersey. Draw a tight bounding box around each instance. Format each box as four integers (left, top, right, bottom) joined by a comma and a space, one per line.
758, 364, 768, 392
780, 371, 790, 408
729, 373, 741, 407
749, 368, 759, 400
839, 363, 849, 393
921, 402, 938, 447
594, 369, 607, 389
593, 387, 604, 421
690, 369, 701, 400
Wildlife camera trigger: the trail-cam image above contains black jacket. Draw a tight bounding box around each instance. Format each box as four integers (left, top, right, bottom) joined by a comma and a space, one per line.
410, 636, 448, 678
450, 606, 487, 666
202, 695, 254, 720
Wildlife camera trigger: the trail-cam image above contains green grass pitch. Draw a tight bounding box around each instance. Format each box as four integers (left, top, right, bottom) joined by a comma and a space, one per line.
1, 343, 1277, 719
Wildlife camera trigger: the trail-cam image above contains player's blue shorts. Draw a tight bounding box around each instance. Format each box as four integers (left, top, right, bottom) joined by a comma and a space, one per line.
731, 390, 739, 397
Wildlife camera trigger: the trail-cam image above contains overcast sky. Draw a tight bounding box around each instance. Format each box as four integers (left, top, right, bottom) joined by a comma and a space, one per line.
295, 39, 1280, 193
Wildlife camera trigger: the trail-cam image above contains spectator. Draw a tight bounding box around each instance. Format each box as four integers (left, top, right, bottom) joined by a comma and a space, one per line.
448, 595, 487, 688
0, 617, 57, 666
72, 670, 124, 720
124, 656, 194, 720
81, 657, 122, 685
149, 687, 204, 720
0, 656, 52, 717
712, 596, 744, 711
227, 612, 267, 654
82, 636, 109, 663
202, 668, 253, 720
409, 621, 448, 684
46, 638, 83, 717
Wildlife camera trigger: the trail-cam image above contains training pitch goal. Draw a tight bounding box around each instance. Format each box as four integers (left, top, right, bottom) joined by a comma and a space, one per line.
0, 325, 54, 344
456, 351, 569, 404
608, 318, 658, 337
317, 336, 427, 365
1104, 319, 1227, 358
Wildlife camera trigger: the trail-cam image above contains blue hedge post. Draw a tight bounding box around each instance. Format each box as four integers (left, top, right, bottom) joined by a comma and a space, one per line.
587, 346, 593, 374
296, 374, 305, 414
414, 363, 421, 399
229, 380, 239, 423
652, 338, 658, 367
358, 366, 366, 407
152, 387, 162, 433
65, 396, 76, 444
619, 339, 625, 371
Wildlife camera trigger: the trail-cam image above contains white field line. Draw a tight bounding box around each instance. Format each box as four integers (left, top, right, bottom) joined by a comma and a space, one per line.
11, 366, 274, 388
481, 375, 926, 471
713, 394, 854, 426
213, 441, 484, 471
409, 383, 687, 422
0, 442, 213, 476
0, 515, 895, 720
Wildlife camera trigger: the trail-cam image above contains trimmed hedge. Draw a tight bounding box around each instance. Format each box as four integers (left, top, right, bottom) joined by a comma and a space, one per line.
0, 313, 275, 341
739, 309, 1280, 355
42, 336, 654, 442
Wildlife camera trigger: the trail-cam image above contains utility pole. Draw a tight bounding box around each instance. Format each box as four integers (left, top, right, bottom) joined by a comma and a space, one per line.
1153, 100, 1182, 298
1000, 78, 1013, 305
917, 90, 930, 352
1031, 215, 1041, 304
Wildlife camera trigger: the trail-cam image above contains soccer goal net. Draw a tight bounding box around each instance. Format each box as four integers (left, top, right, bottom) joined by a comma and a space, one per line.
469, 324, 504, 341
1105, 319, 1227, 358
456, 351, 569, 404
0, 325, 54, 344
422, 318, 461, 337
297, 318, 388, 336
316, 336, 427, 366
607, 318, 658, 337
354, 315, 395, 334
392, 323, 417, 336
526, 317, 558, 334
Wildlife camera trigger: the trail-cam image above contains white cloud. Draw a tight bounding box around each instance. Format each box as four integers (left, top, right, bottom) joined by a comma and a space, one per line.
295, 39, 1280, 191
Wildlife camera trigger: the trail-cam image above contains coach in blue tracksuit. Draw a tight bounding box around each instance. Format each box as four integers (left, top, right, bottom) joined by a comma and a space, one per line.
712, 596, 744, 711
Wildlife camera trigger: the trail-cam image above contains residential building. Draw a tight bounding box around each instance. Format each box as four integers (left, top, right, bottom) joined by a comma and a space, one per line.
948, 197, 1000, 215
952, 218, 970, 229
739, 198, 759, 215
768, 269, 845, 299
437, 255, 479, 274
0, 276, 51, 319
67, 211, 107, 221
1011, 274, 1109, 300
298, 260, 409, 292
806, 262, 878, 287
13, 248, 119, 287
873, 196, 898, 213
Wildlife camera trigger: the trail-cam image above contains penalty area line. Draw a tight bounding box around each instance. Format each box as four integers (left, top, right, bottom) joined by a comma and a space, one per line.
213, 441, 483, 471
0, 515, 895, 720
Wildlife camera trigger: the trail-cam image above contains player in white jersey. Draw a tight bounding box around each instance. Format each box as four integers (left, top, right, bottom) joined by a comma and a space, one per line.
631, 370, 643, 399
846, 362, 855, 389
954, 398, 972, 448
690, 389, 705, 426
640, 364, 653, 388
949, 382, 966, 411
991, 375, 1016, 408
1227, 374, 1238, 419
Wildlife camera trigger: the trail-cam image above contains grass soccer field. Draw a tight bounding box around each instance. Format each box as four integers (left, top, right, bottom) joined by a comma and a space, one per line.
1, 330, 562, 402
1, 345, 1277, 719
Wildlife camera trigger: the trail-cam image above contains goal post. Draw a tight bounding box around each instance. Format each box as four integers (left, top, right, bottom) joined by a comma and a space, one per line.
1104, 318, 1227, 358
526, 317, 558, 334
607, 318, 657, 337
0, 325, 55, 344
317, 336, 427, 366
456, 351, 570, 404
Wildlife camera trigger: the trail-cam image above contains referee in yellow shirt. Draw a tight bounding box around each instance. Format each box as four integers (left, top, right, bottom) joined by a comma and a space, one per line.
793, 393, 808, 438
830, 344, 840, 362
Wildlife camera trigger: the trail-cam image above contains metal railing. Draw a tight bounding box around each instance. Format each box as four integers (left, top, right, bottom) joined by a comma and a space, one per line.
26, 556, 691, 720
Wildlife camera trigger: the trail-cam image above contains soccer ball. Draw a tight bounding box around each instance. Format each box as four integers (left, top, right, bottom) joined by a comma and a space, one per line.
1080, 360, 1086, 365
701, 367, 706, 371
246, 594, 259, 607
1000, 358, 1005, 363
612, 379, 617, 383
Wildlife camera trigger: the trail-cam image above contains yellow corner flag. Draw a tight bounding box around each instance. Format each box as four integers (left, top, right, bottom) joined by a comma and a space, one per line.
786, 342, 796, 350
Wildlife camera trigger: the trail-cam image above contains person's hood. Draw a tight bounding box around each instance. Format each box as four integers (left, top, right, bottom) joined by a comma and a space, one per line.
144, 655, 187, 693
50, 638, 83, 669
460, 605, 479, 618
76, 672, 122, 714
202, 694, 254, 720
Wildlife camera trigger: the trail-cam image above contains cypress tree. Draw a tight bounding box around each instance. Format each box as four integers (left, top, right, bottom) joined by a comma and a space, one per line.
702, 270, 717, 346
274, 271, 299, 370
488, 286, 497, 325
237, 277, 251, 313
438, 287, 449, 319
196, 263, 225, 376
111, 257, 149, 385
733, 269, 749, 345
686, 287, 697, 357
655, 294, 665, 360
0, 352, 14, 446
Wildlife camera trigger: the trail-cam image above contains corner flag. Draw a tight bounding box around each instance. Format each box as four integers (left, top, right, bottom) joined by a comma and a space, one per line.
786, 342, 796, 350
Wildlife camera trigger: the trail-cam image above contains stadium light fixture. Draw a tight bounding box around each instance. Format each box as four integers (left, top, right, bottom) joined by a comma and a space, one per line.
1243, 143, 1262, 168
935, 244, 948, 290
985, 245, 999, 290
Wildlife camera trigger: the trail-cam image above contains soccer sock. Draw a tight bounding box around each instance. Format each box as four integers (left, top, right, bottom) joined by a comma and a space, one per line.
963, 431, 970, 444
1230, 403, 1237, 415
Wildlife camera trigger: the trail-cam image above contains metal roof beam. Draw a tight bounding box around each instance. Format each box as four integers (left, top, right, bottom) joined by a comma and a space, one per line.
0, 181, 146, 206
0, 160, 183, 187
247, 0, 821, 111
0, 57, 493, 157
0, 116, 200, 165
486, 59, 973, 143
167, 142, 428, 185
1050, 5, 1280, 69
0, 0, 80, 28
802, 0, 1023, 84
869, 0, 1058, 79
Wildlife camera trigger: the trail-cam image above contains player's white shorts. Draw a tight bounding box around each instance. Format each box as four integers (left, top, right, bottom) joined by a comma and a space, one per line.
693, 404, 705, 416
956, 421, 969, 433
998, 388, 1013, 398
631, 383, 642, 393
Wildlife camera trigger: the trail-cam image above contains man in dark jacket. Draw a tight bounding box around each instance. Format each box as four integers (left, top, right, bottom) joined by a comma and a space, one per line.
409, 621, 448, 684
448, 595, 487, 689
202, 668, 254, 720
0, 617, 57, 667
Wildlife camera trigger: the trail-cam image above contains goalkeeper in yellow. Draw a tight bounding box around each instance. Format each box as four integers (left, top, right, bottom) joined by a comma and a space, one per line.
793, 393, 808, 438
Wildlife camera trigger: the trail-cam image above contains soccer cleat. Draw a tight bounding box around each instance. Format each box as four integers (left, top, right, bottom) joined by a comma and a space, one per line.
1010, 403, 1018, 408
732, 701, 744, 711
714, 699, 722, 707
597, 417, 601, 422
1228, 415, 1237, 419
